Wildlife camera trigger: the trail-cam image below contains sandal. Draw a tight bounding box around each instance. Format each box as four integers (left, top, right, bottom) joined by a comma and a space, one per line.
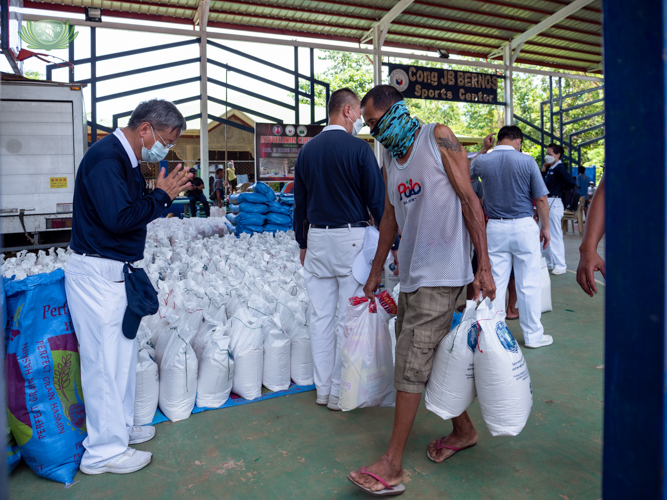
426, 437, 477, 463
347, 467, 406, 496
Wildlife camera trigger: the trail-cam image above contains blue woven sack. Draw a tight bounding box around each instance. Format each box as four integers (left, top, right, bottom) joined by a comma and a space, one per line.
239, 202, 269, 214
5, 270, 87, 484
265, 212, 292, 226
267, 201, 292, 215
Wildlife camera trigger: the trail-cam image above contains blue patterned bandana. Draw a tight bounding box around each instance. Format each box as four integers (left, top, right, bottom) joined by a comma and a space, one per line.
370, 101, 421, 158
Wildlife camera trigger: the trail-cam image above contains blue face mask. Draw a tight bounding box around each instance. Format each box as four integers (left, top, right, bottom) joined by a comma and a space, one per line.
141, 126, 170, 162
370, 101, 421, 158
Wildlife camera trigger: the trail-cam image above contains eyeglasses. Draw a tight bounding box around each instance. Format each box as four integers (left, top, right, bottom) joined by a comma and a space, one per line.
152, 125, 176, 149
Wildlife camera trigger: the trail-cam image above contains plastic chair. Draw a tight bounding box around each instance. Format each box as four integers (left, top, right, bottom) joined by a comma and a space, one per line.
561, 211, 578, 234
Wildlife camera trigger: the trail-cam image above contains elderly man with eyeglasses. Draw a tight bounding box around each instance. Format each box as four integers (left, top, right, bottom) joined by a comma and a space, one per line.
65, 99, 192, 475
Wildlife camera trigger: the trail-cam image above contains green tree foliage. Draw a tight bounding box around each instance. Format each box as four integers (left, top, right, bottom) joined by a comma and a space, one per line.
23, 70, 43, 80
296, 51, 604, 169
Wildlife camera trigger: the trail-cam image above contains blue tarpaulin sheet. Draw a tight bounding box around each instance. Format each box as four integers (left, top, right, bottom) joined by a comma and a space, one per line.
149, 382, 315, 425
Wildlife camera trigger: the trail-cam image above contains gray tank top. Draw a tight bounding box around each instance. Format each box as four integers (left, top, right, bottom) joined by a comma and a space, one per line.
384, 123, 473, 293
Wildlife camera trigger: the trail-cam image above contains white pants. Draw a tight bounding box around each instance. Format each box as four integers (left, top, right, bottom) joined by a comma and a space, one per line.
542, 197, 566, 270
303, 227, 365, 398
487, 217, 545, 344
65, 254, 136, 468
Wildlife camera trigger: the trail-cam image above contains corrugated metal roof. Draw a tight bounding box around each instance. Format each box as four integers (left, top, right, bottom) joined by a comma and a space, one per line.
25, 0, 603, 73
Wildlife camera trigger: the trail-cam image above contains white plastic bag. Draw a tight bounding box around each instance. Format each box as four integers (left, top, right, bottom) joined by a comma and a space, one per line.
425, 300, 477, 421
159, 332, 199, 422
340, 300, 396, 411
229, 310, 264, 400
134, 343, 160, 425
540, 257, 552, 313
474, 298, 532, 436
388, 317, 397, 365
262, 322, 291, 392
197, 335, 234, 408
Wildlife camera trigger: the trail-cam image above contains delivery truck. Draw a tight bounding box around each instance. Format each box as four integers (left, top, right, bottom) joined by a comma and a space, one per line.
0, 75, 87, 251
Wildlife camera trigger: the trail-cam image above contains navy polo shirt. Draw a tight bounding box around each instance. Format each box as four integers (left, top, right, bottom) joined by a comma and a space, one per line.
543, 161, 576, 198
293, 127, 385, 249
70, 133, 171, 262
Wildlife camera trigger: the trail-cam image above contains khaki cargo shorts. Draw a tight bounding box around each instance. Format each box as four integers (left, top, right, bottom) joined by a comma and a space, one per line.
394, 286, 464, 393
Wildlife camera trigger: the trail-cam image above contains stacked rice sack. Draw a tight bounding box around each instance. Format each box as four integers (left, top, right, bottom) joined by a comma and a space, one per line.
227, 183, 293, 236
269, 193, 294, 233
3, 218, 314, 432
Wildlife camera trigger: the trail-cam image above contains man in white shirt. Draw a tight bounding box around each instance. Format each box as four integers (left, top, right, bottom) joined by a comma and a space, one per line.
472, 126, 553, 348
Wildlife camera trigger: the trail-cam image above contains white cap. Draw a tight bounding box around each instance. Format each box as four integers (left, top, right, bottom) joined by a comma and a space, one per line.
352, 226, 380, 285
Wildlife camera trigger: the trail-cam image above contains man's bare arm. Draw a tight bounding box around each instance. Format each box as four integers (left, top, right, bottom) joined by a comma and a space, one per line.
435, 124, 496, 301
577, 175, 606, 296
364, 168, 399, 300
534, 196, 551, 250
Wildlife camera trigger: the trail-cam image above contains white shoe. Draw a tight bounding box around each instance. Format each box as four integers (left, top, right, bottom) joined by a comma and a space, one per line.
327, 394, 341, 411
525, 335, 554, 349
551, 266, 567, 275
129, 425, 156, 445
316, 393, 329, 406
79, 448, 152, 475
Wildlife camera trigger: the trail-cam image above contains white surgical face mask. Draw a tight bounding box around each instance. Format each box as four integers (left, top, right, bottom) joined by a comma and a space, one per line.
349, 109, 363, 137
141, 126, 170, 162
544, 154, 556, 165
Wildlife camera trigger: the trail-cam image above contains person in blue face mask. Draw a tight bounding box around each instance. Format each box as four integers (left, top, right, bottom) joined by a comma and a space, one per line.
66, 99, 192, 476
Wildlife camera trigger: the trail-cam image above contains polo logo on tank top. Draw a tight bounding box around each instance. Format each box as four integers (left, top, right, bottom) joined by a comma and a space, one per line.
397, 178, 422, 203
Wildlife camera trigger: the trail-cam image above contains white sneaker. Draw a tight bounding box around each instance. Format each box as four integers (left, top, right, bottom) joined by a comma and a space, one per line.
551, 266, 567, 275
525, 335, 554, 349
129, 425, 156, 445
327, 394, 341, 411
316, 393, 329, 406
79, 447, 152, 475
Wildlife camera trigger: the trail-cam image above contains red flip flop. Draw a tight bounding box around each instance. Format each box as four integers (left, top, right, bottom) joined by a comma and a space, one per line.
426, 437, 477, 463
347, 467, 406, 496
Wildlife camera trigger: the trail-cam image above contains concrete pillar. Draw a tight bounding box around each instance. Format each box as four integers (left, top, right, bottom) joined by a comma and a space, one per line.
503, 44, 513, 126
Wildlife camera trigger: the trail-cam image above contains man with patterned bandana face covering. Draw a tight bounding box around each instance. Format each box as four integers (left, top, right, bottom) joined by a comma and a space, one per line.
347, 85, 496, 497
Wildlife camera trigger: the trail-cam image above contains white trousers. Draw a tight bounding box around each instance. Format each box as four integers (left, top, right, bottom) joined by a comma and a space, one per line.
303, 227, 365, 398
487, 217, 545, 344
65, 254, 136, 468
542, 197, 566, 269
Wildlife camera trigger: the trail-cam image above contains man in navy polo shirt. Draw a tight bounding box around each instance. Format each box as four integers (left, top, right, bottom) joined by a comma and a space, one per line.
293, 88, 385, 411
65, 99, 191, 475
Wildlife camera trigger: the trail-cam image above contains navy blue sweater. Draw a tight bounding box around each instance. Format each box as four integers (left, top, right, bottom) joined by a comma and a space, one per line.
293, 129, 385, 249
70, 134, 171, 262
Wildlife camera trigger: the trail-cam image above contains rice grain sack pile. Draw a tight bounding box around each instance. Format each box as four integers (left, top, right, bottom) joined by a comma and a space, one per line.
2, 219, 314, 426
197, 335, 234, 408
159, 330, 199, 422
474, 298, 533, 436
229, 309, 265, 400
135, 341, 160, 426
262, 321, 291, 392
4, 269, 87, 484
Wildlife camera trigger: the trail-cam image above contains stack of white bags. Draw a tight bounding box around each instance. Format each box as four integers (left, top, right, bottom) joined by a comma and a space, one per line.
1, 217, 315, 425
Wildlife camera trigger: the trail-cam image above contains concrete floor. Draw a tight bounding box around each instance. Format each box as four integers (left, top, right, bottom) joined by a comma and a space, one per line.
9, 233, 604, 500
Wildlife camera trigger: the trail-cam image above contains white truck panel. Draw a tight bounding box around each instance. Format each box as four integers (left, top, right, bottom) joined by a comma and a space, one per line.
0, 82, 86, 236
